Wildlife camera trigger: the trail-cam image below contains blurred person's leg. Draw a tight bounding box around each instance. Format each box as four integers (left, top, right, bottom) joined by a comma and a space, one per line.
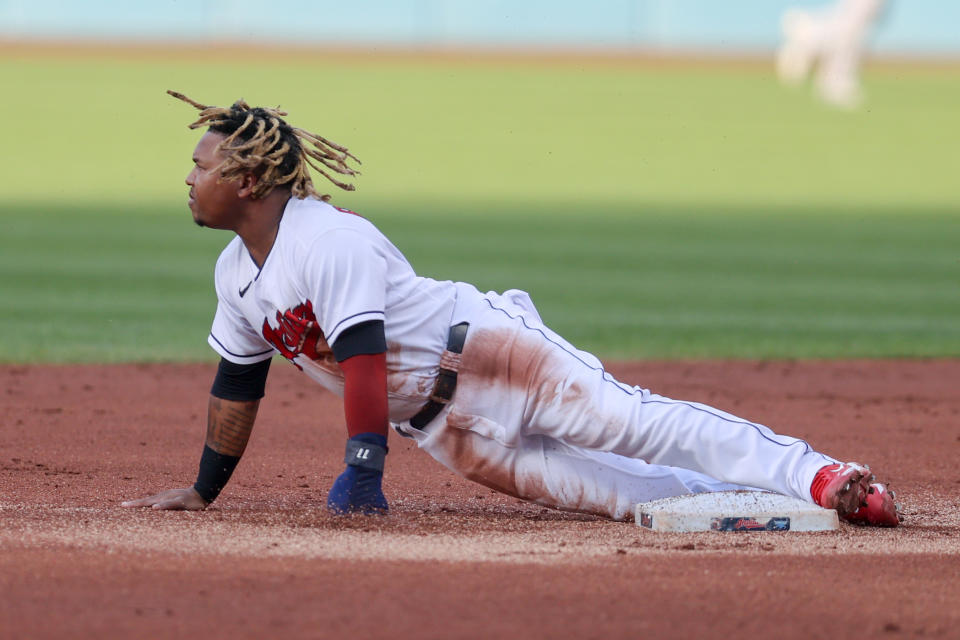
777, 7, 828, 85
816, 0, 885, 107
778, 0, 885, 108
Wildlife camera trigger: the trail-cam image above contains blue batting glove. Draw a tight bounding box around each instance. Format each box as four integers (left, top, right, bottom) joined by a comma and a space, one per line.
327, 433, 389, 515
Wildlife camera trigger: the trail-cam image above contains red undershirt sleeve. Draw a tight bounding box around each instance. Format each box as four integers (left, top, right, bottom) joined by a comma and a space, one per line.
338, 352, 390, 439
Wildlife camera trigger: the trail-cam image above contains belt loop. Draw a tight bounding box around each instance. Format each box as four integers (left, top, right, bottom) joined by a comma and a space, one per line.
446, 322, 469, 355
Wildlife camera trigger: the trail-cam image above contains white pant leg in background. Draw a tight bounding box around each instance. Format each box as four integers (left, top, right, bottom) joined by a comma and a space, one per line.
399, 290, 835, 520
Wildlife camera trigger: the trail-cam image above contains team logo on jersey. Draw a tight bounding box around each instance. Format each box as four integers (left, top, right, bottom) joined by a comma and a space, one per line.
261, 299, 334, 370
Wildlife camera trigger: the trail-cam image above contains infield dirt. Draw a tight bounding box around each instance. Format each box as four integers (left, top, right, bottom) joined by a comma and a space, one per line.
2, 359, 959, 639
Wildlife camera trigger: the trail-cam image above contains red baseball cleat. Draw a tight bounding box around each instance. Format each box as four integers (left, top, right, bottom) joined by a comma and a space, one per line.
845, 483, 903, 527
810, 462, 901, 527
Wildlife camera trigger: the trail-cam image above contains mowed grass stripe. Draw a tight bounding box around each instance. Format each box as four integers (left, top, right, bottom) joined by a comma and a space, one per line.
1, 203, 956, 362
1, 55, 959, 210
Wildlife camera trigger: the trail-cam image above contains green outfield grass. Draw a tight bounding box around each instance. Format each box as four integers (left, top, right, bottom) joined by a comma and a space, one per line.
2, 200, 956, 362
1, 49, 957, 362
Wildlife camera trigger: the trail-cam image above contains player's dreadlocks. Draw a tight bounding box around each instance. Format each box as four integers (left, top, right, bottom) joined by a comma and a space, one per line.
168, 90, 360, 201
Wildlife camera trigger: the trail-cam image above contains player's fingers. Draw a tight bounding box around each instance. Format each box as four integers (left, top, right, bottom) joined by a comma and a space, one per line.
120, 495, 165, 508
148, 494, 189, 509
151, 495, 205, 511
121, 489, 183, 508
122, 489, 206, 510
151, 501, 184, 510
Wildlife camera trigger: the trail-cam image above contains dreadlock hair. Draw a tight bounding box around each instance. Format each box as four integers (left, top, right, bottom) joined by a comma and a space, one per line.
168, 90, 360, 201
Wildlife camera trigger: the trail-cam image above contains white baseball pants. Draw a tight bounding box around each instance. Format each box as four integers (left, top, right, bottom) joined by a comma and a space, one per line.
396, 288, 836, 521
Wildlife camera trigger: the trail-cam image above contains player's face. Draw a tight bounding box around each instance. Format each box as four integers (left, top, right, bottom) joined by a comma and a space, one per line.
185, 132, 241, 229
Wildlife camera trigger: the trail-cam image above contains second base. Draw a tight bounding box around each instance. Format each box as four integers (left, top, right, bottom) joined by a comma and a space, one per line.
636, 491, 839, 532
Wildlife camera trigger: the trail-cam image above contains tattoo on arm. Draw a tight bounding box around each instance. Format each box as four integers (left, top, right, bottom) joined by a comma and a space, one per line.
206, 396, 260, 457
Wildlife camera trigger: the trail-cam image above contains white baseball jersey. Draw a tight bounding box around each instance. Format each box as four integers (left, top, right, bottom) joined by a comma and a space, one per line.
208, 196, 459, 421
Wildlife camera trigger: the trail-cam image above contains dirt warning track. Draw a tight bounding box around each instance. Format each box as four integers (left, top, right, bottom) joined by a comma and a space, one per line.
2, 360, 959, 639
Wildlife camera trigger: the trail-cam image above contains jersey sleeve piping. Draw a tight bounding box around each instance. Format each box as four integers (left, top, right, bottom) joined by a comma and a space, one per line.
325, 310, 386, 346
208, 333, 276, 364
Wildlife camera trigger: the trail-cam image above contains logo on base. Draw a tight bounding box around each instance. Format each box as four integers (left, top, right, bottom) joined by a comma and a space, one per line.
710, 516, 791, 532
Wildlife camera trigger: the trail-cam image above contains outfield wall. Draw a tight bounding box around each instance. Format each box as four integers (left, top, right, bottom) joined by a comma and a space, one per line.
0, 0, 957, 56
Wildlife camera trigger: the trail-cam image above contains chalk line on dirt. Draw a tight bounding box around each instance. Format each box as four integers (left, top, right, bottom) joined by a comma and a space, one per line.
1, 502, 958, 564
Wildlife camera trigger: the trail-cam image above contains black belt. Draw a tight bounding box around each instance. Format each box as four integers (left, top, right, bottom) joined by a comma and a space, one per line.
409, 322, 469, 429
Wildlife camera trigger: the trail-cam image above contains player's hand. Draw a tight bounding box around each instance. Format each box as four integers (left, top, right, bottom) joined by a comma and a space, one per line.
327, 466, 389, 514
121, 487, 210, 510
327, 433, 389, 515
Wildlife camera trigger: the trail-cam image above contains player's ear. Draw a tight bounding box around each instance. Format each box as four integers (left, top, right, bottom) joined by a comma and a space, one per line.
236, 172, 259, 199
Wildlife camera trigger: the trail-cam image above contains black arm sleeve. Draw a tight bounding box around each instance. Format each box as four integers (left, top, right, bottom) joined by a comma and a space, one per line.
194, 445, 240, 503
332, 320, 387, 362
210, 357, 271, 401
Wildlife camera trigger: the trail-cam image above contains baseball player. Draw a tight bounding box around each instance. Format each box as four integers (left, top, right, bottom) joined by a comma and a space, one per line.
122, 91, 901, 526
777, 0, 886, 108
